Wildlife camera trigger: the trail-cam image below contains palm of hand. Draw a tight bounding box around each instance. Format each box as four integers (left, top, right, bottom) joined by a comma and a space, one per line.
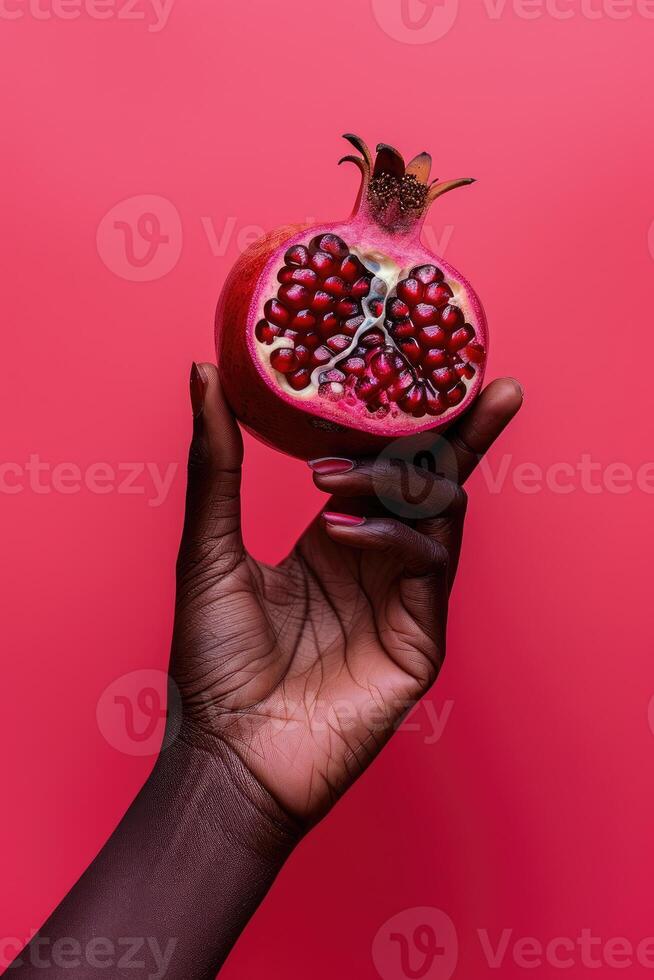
173, 513, 446, 823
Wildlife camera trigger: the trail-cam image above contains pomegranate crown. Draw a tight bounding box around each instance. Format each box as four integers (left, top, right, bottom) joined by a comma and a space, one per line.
339, 133, 474, 234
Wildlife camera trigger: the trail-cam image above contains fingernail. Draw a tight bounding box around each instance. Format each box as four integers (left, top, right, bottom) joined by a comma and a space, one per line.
308, 457, 355, 475
323, 511, 366, 527
190, 362, 208, 418
509, 377, 524, 399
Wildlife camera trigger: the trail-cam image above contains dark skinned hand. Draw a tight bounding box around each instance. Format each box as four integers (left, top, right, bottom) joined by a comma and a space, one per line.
171, 364, 522, 825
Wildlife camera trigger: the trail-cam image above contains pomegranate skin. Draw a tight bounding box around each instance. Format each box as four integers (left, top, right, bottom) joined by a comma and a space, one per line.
216, 137, 487, 460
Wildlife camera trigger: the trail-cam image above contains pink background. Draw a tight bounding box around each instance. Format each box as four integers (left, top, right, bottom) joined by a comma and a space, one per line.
2, 0, 654, 976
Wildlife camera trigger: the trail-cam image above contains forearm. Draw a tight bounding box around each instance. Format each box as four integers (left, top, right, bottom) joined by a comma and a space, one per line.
10, 721, 300, 979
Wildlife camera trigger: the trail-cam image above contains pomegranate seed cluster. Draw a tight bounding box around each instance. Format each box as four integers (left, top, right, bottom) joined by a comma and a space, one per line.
255, 233, 484, 419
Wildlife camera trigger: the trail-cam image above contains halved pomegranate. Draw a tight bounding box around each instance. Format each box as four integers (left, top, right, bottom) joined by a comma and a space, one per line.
216, 135, 487, 459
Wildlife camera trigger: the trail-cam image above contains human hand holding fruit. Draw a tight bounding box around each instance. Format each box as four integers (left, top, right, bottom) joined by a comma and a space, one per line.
173, 362, 522, 824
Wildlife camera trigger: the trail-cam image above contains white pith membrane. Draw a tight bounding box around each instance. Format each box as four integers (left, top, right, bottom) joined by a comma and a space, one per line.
254, 233, 484, 423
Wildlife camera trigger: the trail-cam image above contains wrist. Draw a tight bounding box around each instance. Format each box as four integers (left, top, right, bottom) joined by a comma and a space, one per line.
168, 714, 303, 863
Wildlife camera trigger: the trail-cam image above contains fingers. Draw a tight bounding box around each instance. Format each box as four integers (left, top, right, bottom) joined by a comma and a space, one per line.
179, 362, 245, 578
310, 376, 522, 588
322, 513, 449, 648
310, 456, 465, 521
322, 513, 449, 576
443, 377, 523, 485
310, 442, 468, 589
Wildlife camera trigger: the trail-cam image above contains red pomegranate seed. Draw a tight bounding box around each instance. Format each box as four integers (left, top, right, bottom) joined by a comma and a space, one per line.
386, 370, 413, 400
388, 297, 410, 320
279, 283, 311, 310
320, 312, 340, 336
445, 382, 466, 406
270, 348, 299, 374
320, 368, 346, 383
400, 383, 427, 417
398, 339, 421, 363
323, 276, 347, 297
360, 329, 385, 348
288, 368, 312, 390
285, 245, 310, 267
368, 298, 384, 317
313, 234, 349, 259
423, 347, 448, 369
264, 298, 291, 328
464, 341, 485, 363
336, 298, 359, 319
303, 331, 320, 348
310, 251, 338, 277
312, 345, 332, 365
283, 328, 300, 342
424, 282, 453, 307
290, 309, 317, 331
447, 325, 475, 352
320, 381, 345, 400
440, 304, 463, 329
277, 266, 294, 284
418, 325, 447, 348
255, 319, 280, 344
341, 356, 366, 376
357, 377, 382, 401
295, 345, 310, 366
412, 303, 440, 328
289, 267, 319, 289
326, 334, 351, 353
393, 319, 416, 339
343, 315, 365, 335
431, 367, 457, 390
351, 276, 371, 299
455, 361, 475, 380
370, 350, 395, 382
425, 388, 446, 416
340, 255, 363, 281
410, 264, 443, 285
311, 291, 334, 313
396, 278, 423, 306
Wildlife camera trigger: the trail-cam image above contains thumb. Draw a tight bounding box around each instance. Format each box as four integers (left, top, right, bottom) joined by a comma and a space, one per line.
179, 362, 245, 578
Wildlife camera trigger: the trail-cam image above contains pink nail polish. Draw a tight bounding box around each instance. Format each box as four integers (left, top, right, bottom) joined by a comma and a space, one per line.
323, 511, 366, 527
308, 457, 355, 475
